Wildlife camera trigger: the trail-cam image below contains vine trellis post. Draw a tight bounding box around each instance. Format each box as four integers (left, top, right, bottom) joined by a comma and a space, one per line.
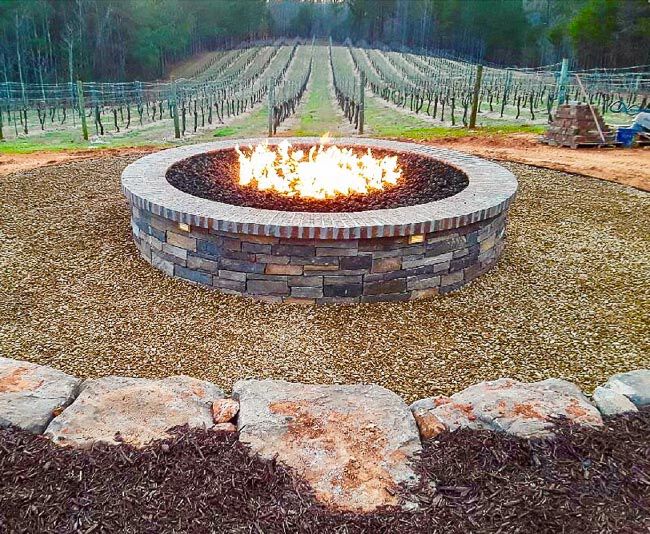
172, 81, 180, 139
76, 80, 88, 140
358, 70, 365, 134
469, 64, 483, 129
268, 80, 275, 137
558, 58, 569, 106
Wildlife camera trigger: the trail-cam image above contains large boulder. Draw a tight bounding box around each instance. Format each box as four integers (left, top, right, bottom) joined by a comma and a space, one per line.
45, 375, 223, 447
592, 386, 638, 416
0, 357, 80, 433
233, 379, 421, 512
410, 378, 602, 440
602, 370, 649, 408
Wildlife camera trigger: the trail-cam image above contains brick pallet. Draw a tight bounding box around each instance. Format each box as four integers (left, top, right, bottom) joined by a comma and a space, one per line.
543, 103, 616, 148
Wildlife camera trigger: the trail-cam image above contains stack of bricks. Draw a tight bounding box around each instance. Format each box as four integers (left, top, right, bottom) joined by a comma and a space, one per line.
130, 205, 507, 304
544, 103, 615, 148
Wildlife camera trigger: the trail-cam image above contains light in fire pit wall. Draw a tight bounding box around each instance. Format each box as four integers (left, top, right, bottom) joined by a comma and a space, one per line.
121, 138, 518, 304
235, 135, 402, 199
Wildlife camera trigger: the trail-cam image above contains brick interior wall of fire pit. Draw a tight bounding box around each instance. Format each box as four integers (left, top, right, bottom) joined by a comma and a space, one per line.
122, 138, 517, 304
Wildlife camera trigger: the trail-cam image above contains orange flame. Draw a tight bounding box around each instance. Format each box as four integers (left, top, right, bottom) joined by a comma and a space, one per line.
235, 135, 402, 199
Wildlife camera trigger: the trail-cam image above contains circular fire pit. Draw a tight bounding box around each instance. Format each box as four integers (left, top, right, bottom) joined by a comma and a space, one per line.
121, 138, 517, 304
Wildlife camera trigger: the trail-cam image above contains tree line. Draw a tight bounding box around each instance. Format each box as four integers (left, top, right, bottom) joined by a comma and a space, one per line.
0, 0, 648, 85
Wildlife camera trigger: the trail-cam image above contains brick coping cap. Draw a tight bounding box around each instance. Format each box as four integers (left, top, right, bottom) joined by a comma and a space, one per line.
121, 137, 518, 239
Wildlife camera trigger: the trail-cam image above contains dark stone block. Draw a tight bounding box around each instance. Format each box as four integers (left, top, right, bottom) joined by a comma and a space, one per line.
288, 275, 323, 287
187, 255, 220, 273
222, 237, 242, 251
197, 239, 222, 256
324, 275, 363, 285
425, 236, 465, 256
221, 249, 256, 262
291, 256, 339, 266
174, 265, 212, 285
305, 268, 365, 276
291, 286, 323, 298
465, 231, 480, 246
450, 256, 472, 271
272, 244, 315, 257
247, 274, 289, 281
358, 236, 410, 252
371, 256, 402, 273
364, 270, 407, 282
363, 278, 407, 296
219, 258, 265, 274
340, 255, 372, 270
247, 279, 289, 295
242, 242, 272, 254
365, 262, 449, 282
323, 284, 363, 298
213, 278, 246, 292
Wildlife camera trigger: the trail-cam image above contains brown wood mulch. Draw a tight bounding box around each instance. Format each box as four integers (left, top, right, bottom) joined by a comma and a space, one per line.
1, 409, 648, 533
165, 146, 469, 212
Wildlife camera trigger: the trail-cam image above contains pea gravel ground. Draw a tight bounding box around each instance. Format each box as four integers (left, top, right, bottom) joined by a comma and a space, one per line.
1, 153, 648, 402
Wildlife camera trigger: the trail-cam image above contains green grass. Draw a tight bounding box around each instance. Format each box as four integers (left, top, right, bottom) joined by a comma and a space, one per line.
369, 123, 546, 140
288, 46, 352, 137
363, 93, 545, 140
195, 103, 270, 141
212, 126, 238, 137
0, 123, 179, 154
0, 135, 172, 154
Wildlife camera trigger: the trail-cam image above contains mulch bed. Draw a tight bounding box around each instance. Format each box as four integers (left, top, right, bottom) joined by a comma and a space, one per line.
165, 145, 469, 212
1, 409, 648, 533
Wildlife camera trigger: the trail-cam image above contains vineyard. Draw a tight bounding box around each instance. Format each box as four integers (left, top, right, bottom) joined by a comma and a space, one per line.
0, 42, 648, 146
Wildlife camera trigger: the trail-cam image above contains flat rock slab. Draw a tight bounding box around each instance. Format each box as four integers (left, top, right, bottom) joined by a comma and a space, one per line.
0, 357, 80, 433
603, 370, 649, 408
411, 378, 603, 440
45, 375, 223, 447
233, 379, 421, 512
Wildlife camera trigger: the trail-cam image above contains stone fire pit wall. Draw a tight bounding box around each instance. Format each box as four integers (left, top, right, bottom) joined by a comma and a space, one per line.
122, 138, 518, 304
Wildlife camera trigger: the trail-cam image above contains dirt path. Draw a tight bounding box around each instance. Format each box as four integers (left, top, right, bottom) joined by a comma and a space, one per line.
426, 133, 649, 191
0, 147, 161, 176
1, 132, 647, 192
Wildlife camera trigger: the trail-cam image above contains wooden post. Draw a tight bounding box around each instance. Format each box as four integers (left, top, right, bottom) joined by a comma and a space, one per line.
469, 64, 483, 129
76, 80, 88, 140
0, 107, 3, 140
268, 81, 275, 137
172, 82, 180, 139
358, 71, 365, 134
557, 58, 569, 106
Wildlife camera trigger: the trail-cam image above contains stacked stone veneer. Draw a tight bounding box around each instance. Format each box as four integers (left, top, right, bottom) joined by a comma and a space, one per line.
131, 206, 506, 304
123, 138, 518, 304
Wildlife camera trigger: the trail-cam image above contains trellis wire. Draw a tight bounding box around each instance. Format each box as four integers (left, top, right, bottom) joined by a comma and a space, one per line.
0, 41, 647, 139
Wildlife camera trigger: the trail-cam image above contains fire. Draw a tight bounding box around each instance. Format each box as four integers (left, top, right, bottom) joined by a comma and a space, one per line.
234, 135, 402, 199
